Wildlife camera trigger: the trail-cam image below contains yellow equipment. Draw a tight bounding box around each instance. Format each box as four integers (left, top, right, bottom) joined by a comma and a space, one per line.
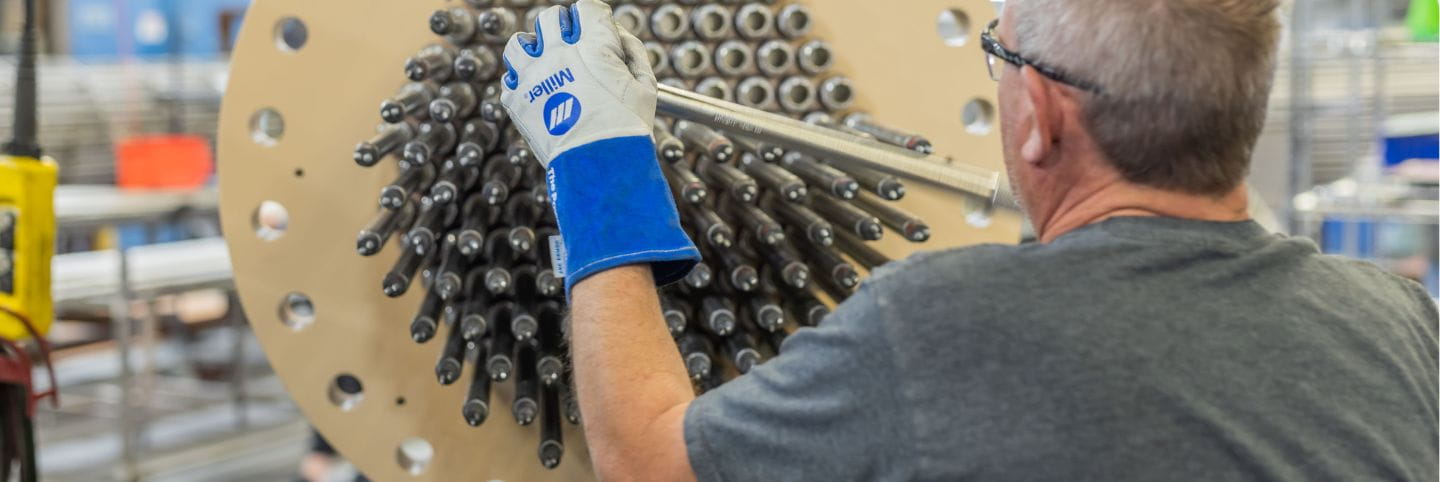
0, 156, 56, 341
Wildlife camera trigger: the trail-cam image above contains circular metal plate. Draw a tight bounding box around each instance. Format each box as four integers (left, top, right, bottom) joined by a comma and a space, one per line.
218, 0, 1016, 479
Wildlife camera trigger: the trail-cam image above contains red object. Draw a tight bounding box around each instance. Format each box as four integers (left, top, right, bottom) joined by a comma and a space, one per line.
115, 135, 214, 189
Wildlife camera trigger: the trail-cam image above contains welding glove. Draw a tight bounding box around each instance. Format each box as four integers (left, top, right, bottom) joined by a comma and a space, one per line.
500, 0, 699, 294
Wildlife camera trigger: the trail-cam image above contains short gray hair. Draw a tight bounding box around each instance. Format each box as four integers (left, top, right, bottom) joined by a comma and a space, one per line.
1007, 0, 1282, 195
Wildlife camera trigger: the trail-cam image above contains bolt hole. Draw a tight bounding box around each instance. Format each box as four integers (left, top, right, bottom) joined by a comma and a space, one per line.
249, 108, 284, 146
278, 292, 314, 331
963, 98, 995, 135
252, 200, 289, 241
293, 168, 304, 178
937, 9, 971, 47
327, 374, 363, 412
396, 437, 434, 476
274, 17, 308, 52
396, 396, 407, 406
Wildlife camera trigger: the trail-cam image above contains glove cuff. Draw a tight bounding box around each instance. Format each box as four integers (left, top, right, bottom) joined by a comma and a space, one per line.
547, 135, 700, 293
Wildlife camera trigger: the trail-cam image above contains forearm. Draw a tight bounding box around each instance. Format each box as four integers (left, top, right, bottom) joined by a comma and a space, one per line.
570, 265, 696, 479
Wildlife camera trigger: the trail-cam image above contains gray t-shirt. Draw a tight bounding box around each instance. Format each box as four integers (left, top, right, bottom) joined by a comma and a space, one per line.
685, 217, 1438, 481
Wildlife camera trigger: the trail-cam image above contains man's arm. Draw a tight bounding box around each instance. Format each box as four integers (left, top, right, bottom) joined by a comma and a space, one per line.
570, 266, 696, 481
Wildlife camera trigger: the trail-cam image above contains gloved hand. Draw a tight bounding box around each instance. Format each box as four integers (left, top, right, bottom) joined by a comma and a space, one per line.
500, 0, 699, 293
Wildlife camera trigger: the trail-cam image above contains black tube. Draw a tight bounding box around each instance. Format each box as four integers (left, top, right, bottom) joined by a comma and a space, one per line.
538, 384, 564, 469
696, 158, 758, 204
2, 0, 40, 158
462, 340, 491, 426
660, 295, 691, 337
740, 153, 807, 202
513, 344, 539, 425
354, 122, 416, 167
747, 296, 785, 333
722, 331, 762, 374
404, 44, 456, 83
753, 239, 810, 290
809, 193, 884, 241
684, 203, 735, 250
410, 288, 444, 343
663, 161, 710, 206
780, 152, 859, 200
402, 121, 459, 169
710, 244, 759, 293
833, 229, 892, 271
674, 120, 735, 163
379, 163, 437, 210
698, 296, 737, 337
357, 202, 417, 256
852, 190, 932, 242
762, 196, 833, 247
675, 330, 714, 381
486, 306, 515, 381
456, 118, 500, 167
383, 244, 425, 297
379, 81, 438, 124
724, 201, 785, 247
786, 294, 829, 327
435, 322, 467, 385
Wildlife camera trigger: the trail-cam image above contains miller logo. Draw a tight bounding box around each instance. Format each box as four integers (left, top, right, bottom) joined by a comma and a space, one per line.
544, 92, 581, 136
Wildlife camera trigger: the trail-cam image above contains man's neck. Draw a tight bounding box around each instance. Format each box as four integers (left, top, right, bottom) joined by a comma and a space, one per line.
1036, 180, 1251, 243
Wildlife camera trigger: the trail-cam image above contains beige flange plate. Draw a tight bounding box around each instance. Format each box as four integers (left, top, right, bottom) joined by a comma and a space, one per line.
217, 0, 1017, 480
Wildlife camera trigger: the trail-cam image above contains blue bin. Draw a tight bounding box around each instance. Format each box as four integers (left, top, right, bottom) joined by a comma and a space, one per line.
68, 0, 251, 60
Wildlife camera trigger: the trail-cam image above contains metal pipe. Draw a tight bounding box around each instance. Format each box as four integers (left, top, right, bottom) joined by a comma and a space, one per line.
734, 76, 776, 111
818, 76, 855, 111
651, 4, 690, 42
714, 40, 755, 78
796, 40, 834, 75
734, 3, 776, 40
670, 41, 713, 79
776, 3, 812, 38
645, 42, 672, 76
655, 83, 1008, 210
776, 76, 817, 113
612, 4, 649, 38
843, 113, 933, 155
691, 4, 734, 41
755, 40, 796, 77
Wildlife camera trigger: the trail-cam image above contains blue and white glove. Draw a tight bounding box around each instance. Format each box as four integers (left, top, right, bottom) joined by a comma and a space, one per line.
500, 0, 699, 293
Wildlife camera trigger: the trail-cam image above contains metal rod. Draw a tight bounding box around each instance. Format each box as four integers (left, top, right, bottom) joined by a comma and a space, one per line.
656, 84, 1012, 211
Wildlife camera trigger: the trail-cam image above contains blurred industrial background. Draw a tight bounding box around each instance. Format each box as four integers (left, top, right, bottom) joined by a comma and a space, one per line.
0, 0, 1433, 480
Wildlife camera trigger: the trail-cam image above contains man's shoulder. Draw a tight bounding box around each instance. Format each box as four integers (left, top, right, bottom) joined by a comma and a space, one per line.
863, 241, 1090, 295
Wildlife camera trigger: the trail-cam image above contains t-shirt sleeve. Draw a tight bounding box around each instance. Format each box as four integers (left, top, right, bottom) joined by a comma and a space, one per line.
683, 289, 915, 482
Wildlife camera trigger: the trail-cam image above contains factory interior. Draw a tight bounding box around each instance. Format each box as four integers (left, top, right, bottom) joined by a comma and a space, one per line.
0, 0, 1436, 480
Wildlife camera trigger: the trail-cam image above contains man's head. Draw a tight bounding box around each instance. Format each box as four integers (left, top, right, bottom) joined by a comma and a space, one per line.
991, 0, 1282, 232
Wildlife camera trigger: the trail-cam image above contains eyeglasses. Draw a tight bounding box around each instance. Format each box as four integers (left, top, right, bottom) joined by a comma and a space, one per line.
980, 18, 1103, 94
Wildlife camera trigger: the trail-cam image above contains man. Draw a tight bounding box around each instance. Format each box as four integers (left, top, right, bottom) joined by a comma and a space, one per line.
500, 0, 1439, 480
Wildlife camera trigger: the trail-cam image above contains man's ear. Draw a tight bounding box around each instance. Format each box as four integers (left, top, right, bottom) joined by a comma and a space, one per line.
1019, 66, 1056, 166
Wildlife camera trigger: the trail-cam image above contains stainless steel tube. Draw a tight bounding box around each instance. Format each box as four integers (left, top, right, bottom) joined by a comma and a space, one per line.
691, 4, 735, 41
776, 4, 812, 39
734, 3, 776, 40
796, 40, 834, 75
776, 76, 817, 113
651, 4, 689, 42
656, 83, 1009, 209
755, 40, 796, 77
714, 40, 755, 77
